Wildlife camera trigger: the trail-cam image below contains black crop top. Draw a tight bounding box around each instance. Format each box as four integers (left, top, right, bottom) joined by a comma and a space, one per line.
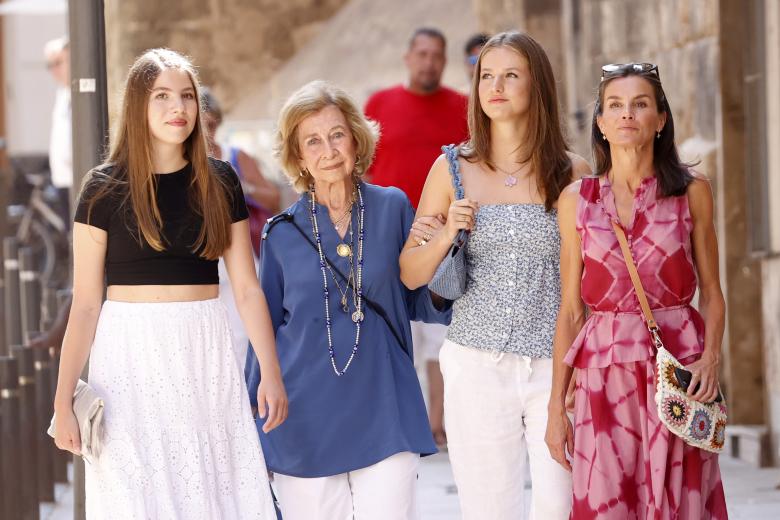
74, 158, 249, 286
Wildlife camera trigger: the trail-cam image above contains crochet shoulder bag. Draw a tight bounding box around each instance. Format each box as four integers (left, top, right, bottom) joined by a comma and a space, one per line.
612, 220, 727, 453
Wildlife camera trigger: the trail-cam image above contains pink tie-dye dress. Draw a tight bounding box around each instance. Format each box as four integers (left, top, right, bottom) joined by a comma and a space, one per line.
563, 176, 728, 519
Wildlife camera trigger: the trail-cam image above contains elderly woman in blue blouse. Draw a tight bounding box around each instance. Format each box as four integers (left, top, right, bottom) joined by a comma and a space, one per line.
245, 80, 451, 520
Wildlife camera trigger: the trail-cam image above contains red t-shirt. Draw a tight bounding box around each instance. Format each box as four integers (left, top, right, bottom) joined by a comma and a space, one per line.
365, 85, 469, 208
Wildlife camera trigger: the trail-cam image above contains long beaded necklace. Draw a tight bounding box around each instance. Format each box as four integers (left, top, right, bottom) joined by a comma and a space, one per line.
310, 184, 365, 376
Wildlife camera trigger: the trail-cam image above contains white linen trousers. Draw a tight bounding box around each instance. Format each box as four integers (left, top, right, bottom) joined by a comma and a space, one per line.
440, 339, 572, 519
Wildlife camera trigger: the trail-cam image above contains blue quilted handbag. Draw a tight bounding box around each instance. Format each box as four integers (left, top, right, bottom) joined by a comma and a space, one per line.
428, 145, 469, 300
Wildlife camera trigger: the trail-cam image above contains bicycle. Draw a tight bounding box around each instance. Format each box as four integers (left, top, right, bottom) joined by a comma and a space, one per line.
6, 170, 70, 288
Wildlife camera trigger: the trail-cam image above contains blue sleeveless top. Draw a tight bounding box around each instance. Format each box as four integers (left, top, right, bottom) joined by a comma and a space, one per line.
443, 146, 561, 358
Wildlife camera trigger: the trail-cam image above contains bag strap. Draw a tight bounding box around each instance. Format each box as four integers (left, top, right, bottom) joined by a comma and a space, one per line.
610, 221, 664, 350
442, 144, 469, 249
442, 144, 464, 200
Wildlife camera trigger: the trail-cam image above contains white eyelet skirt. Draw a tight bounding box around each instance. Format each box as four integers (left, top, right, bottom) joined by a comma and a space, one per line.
84, 298, 276, 519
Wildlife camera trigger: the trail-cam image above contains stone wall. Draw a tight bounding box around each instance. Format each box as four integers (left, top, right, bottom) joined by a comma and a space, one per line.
228, 0, 478, 120
715, 0, 766, 426
763, 257, 780, 465
563, 0, 720, 157
473, 0, 567, 119
104, 0, 349, 118
760, 0, 780, 466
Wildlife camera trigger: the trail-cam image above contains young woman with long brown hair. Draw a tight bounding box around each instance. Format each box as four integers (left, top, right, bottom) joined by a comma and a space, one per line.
52, 49, 285, 518
400, 31, 590, 519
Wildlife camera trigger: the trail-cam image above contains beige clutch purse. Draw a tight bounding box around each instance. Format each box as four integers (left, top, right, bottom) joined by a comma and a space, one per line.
47, 379, 105, 462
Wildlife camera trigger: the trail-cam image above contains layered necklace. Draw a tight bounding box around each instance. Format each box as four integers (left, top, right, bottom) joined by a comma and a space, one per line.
331, 194, 355, 257
309, 184, 366, 376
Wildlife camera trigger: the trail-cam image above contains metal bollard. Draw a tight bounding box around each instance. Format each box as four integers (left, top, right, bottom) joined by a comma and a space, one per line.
0, 274, 6, 357
3, 238, 22, 357
49, 347, 69, 483
19, 247, 42, 346
32, 347, 55, 502
40, 284, 59, 332
55, 288, 71, 311
0, 356, 23, 520
11, 345, 40, 519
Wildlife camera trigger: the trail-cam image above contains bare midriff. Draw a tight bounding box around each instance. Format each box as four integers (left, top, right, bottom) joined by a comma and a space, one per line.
106, 284, 219, 303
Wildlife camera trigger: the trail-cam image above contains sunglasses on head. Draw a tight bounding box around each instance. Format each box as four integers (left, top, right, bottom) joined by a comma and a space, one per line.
600, 62, 659, 81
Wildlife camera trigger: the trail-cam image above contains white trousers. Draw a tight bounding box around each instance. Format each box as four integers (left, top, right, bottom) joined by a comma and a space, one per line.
440, 340, 572, 520
273, 451, 419, 520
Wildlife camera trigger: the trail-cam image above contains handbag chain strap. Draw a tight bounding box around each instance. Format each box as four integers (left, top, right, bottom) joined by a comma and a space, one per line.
610, 220, 664, 351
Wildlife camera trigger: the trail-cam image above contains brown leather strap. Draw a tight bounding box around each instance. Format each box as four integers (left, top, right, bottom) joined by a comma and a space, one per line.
610, 221, 658, 331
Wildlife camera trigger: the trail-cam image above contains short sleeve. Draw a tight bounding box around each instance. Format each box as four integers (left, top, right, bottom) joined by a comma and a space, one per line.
74, 176, 113, 230
214, 159, 249, 223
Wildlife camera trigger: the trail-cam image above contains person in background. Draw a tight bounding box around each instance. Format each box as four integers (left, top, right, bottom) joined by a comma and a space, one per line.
463, 32, 489, 81
364, 26, 469, 446
45, 36, 72, 222
201, 87, 281, 366
201, 87, 281, 255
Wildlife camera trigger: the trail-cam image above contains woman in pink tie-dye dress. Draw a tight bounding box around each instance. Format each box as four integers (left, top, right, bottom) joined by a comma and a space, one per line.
545, 63, 728, 519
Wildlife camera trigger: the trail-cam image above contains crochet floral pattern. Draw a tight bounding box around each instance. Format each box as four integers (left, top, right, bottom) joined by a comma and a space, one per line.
689, 409, 712, 441
662, 360, 683, 390
662, 395, 689, 427
711, 419, 727, 450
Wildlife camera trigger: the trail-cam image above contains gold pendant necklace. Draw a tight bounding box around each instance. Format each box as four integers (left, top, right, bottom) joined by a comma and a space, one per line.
336, 218, 354, 257
333, 202, 354, 257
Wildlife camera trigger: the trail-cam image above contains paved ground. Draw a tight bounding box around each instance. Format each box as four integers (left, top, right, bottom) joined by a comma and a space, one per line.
43, 452, 780, 519
43, 366, 780, 518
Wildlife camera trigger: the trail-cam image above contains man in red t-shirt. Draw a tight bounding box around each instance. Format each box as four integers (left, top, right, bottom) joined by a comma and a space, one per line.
365, 27, 469, 208
365, 27, 468, 447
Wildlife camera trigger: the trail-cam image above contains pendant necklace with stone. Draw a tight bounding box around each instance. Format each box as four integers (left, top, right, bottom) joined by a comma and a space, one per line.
494, 161, 529, 188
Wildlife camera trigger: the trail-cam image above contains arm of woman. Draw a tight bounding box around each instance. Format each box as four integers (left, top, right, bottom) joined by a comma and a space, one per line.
545, 182, 586, 471
236, 150, 281, 213
223, 219, 288, 432
53, 223, 107, 455
684, 177, 726, 403
398, 201, 453, 322
399, 154, 478, 289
